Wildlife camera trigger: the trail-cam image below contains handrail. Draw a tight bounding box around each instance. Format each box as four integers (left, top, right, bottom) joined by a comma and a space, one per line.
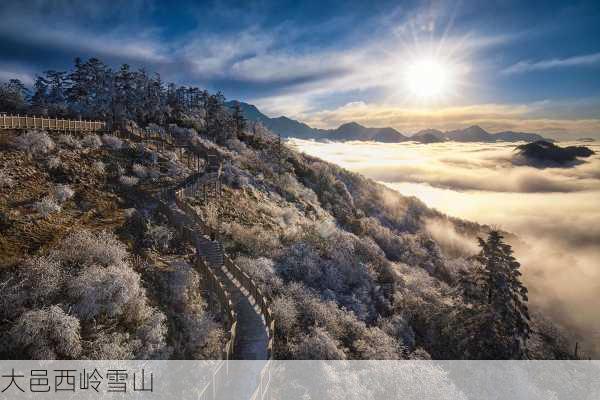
0, 114, 106, 132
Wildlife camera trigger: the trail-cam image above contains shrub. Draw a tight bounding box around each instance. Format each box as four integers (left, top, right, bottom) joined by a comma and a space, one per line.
134, 308, 171, 359
84, 331, 136, 359
272, 295, 298, 337
19, 256, 64, 306
380, 314, 416, 351
201, 203, 219, 233
146, 123, 166, 137
132, 163, 148, 178
0, 278, 25, 321
279, 172, 319, 204
156, 262, 223, 359
51, 229, 128, 268
13, 130, 55, 155
81, 134, 102, 149
47, 156, 62, 170
57, 134, 81, 149
353, 327, 403, 359
92, 160, 105, 175
223, 222, 280, 257
52, 184, 74, 203
68, 264, 146, 322
10, 306, 82, 359
34, 196, 61, 217
235, 256, 283, 297
164, 150, 179, 162
294, 327, 346, 359
119, 175, 139, 186
101, 134, 123, 150
116, 164, 126, 176
0, 169, 15, 188
145, 223, 173, 250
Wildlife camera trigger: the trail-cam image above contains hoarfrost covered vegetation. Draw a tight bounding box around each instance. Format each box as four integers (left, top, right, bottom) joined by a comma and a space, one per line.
1, 230, 170, 359
12, 130, 55, 155
119, 175, 139, 187
33, 196, 61, 217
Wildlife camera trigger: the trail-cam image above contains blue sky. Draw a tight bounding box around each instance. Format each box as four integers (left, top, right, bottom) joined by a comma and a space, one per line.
1, 0, 599, 137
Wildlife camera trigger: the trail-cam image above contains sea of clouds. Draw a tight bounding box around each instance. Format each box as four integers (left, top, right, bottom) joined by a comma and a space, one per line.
292, 139, 600, 355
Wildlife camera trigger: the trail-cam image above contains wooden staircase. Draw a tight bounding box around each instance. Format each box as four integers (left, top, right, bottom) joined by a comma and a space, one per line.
197, 235, 225, 267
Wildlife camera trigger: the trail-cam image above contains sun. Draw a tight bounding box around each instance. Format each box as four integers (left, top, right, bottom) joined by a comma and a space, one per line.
404, 58, 453, 100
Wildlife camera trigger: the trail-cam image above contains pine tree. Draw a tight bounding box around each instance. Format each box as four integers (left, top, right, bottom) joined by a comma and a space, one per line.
44, 70, 69, 117
0, 79, 29, 113
457, 230, 530, 359
30, 76, 50, 115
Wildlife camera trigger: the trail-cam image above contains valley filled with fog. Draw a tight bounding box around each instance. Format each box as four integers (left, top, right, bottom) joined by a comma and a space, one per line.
292, 139, 600, 354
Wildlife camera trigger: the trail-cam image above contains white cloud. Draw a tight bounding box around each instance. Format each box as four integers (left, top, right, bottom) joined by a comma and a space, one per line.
503, 52, 600, 74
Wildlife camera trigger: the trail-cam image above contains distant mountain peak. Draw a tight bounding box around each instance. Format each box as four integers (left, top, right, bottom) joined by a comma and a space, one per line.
228, 100, 553, 144
338, 121, 364, 129
465, 125, 487, 133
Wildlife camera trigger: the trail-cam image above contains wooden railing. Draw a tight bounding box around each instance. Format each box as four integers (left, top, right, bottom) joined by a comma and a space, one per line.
0, 114, 106, 132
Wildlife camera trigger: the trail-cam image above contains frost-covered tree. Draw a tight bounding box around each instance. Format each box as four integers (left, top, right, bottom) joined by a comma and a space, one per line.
0, 79, 28, 113
456, 231, 530, 359
44, 70, 69, 117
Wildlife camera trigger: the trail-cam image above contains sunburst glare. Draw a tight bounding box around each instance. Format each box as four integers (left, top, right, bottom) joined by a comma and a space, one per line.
404, 57, 454, 99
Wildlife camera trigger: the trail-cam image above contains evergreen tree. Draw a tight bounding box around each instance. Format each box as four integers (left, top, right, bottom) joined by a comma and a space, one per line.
113, 64, 136, 122
0, 79, 29, 113
0, 56, 234, 133
44, 71, 69, 117
456, 230, 530, 359
66, 57, 88, 117
30, 76, 50, 115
